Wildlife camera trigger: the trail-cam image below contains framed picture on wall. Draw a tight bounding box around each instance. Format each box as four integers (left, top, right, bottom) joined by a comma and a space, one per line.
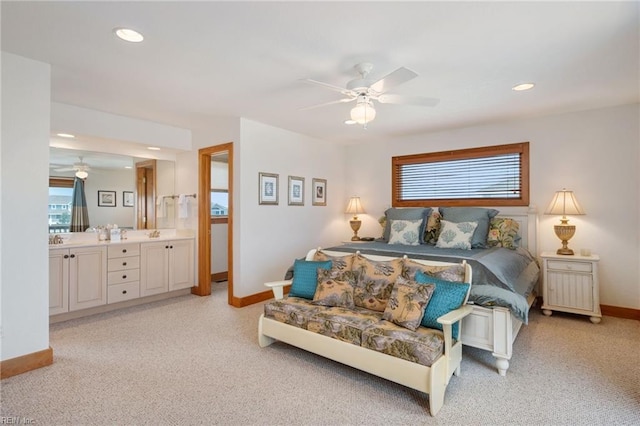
312, 178, 327, 206
259, 172, 279, 205
98, 190, 116, 207
123, 191, 134, 207
288, 176, 305, 206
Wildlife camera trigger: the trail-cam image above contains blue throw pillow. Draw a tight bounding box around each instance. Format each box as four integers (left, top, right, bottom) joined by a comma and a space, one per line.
288, 259, 332, 299
439, 207, 499, 248
415, 270, 471, 339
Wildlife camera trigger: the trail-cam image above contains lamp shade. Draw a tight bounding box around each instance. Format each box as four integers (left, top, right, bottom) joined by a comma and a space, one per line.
345, 196, 365, 216
544, 189, 585, 217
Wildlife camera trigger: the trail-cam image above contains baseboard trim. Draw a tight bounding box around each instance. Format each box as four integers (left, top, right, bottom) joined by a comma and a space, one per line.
1, 347, 53, 379
232, 284, 291, 308
601, 305, 640, 321
211, 272, 228, 282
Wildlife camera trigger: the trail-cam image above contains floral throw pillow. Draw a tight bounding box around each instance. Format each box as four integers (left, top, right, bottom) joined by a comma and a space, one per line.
313, 250, 355, 272
402, 259, 466, 283
388, 219, 422, 246
312, 269, 356, 308
435, 220, 478, 250
487, 217, 520, 249
382, 277, 435, 331
352, 255, 404, 311
424, 209, 441, 245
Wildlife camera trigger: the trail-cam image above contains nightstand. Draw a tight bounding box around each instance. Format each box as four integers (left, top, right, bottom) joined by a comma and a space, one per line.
540, 252, 601, 323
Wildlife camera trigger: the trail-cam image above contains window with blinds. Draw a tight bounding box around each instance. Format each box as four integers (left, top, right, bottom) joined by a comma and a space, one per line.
392, 142, 529, 207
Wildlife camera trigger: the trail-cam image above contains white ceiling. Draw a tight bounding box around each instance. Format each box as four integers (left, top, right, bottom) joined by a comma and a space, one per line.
2, 1, 638, 145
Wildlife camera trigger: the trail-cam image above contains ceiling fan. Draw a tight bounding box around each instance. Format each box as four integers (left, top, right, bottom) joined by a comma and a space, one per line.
301, 62, 439, 128
53, 156, 91, 179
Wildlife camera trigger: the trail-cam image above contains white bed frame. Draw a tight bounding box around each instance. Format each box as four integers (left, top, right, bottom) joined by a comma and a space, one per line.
460, 206, 538, 375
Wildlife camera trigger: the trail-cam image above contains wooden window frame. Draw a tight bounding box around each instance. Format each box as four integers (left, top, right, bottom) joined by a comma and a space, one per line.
392, 142, 530, 207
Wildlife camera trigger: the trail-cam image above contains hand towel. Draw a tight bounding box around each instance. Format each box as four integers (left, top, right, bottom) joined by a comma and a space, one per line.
178, 194, 189, 219
156, 195, 166, 218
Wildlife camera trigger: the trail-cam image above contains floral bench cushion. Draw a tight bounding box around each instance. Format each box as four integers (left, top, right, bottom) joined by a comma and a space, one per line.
361, 320, 444, 367
306, 305, 383, 345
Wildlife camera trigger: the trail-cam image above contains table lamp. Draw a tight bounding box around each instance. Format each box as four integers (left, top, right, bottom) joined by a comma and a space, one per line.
345, 196, 365, 241
544, 188, 585, 255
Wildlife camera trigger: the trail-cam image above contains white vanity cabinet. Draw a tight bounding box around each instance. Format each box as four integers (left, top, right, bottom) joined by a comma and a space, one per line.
49, 245, 108, 313
140, 239, 194, 297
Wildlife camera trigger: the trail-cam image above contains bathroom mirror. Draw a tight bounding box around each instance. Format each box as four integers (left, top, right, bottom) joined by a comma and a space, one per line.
49, 147, 176, 230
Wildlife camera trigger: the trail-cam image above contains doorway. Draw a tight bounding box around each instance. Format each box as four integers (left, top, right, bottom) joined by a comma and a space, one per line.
135, 159, 156, 229
194, 142, 235, 305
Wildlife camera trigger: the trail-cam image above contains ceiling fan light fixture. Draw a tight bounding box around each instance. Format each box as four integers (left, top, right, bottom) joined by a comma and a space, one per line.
56, 133, 75, 138
512, 82, 535, 91
350, 98, 376, 125
75, 170, 88, 179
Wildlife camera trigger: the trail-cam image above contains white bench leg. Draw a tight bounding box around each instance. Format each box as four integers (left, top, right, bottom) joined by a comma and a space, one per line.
258, 315, 276, 348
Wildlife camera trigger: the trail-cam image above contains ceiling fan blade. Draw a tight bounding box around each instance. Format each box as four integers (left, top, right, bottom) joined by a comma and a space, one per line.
369, 67, 418, 94
301, 79, 354, 96
300, 97, 355, 111
54, 167, 75, 172
377, 94, 440, 107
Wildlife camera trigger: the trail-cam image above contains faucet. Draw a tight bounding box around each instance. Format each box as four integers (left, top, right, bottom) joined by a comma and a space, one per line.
49, 234, 63, 245
148, 230, 160, 238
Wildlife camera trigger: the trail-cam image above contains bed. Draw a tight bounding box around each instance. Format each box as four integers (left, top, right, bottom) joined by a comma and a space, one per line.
318, 206, 540, 376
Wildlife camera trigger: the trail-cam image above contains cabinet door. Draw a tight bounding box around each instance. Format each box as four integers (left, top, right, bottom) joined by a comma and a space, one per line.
169, 239, 194, 291
69, 246, 107, 311
546, 270, 594, 311
49, 248, 69, 315
140, 241, 169, 296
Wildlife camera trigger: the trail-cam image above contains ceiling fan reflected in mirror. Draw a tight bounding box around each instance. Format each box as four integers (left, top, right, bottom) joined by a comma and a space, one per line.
301, 62, 440, 128
53, 156, 91, 179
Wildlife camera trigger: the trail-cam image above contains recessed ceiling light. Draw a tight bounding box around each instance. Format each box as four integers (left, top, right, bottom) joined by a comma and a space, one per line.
56, 133, 75, 138
113, 27, 144, 43
124, 166, 132, 169
512, 83, 535, 91
344, 120, 356, 125
147, 146, 161, 151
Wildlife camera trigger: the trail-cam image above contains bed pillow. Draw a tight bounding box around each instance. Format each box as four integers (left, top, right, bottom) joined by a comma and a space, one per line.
312, 269, 356, 308
487, 217, 520, 249
382, 277, 435, 331
402, 259, 466, 283
424, 209, 442, 245
435, 220, 478, 250
415, 271, 471, 339
439, 207, 499, 248
388, 219, 422, 246
288, 259, 332, 300
382, 208, 432, 243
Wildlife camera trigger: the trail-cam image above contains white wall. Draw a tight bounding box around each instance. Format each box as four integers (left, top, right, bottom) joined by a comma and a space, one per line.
346, 104, 640, 309
235, 119, 346, 297
1, 52, 51, 360
83, 170, 136, 228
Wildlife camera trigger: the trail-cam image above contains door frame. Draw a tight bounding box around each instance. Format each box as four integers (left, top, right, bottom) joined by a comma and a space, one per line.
193, 142, 235, 305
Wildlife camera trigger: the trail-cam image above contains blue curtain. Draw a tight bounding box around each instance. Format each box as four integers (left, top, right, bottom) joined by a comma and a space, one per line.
70, 177, 90, 232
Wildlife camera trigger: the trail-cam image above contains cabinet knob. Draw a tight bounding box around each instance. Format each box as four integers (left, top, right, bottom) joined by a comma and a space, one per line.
122, 275, 127, 279
70, 254, 75, 258
123, 262, 127, 266
170, 245, 173, 249
123, 249, 127, 253
165, 245, 169, 249
63, 255, 69, 259
122, 290, 127, 294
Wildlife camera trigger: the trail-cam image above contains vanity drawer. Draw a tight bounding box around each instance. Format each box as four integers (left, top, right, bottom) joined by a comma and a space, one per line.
108, 244, 140, 259
108, 281, 140, 304
108, 269, 140, 285
547, 260, 592, 273
108, 256, 140, 272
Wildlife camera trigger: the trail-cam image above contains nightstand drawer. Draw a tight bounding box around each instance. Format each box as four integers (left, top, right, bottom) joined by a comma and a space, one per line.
108, 281, 140, 303
547, 260, 592, 273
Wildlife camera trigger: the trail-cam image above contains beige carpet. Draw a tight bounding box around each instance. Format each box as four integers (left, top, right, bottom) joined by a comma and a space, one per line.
1, 282, 639, 425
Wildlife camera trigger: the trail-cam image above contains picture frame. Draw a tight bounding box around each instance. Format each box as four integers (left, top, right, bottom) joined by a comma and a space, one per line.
259, 172, 279, 205
288, 176, 305, 206
123, 191, 134, 207
98, 190, 116, 207
312, 178, 327, 206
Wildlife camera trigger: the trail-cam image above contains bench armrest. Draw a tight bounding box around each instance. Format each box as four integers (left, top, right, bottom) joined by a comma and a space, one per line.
437, 304, 474, 325
264, 280, 292, 300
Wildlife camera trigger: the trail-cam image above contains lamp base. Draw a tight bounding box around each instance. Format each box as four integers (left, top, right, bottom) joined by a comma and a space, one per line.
554, 224, 576, 256
350, 219, 362, 241
556, 247, 574, 256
